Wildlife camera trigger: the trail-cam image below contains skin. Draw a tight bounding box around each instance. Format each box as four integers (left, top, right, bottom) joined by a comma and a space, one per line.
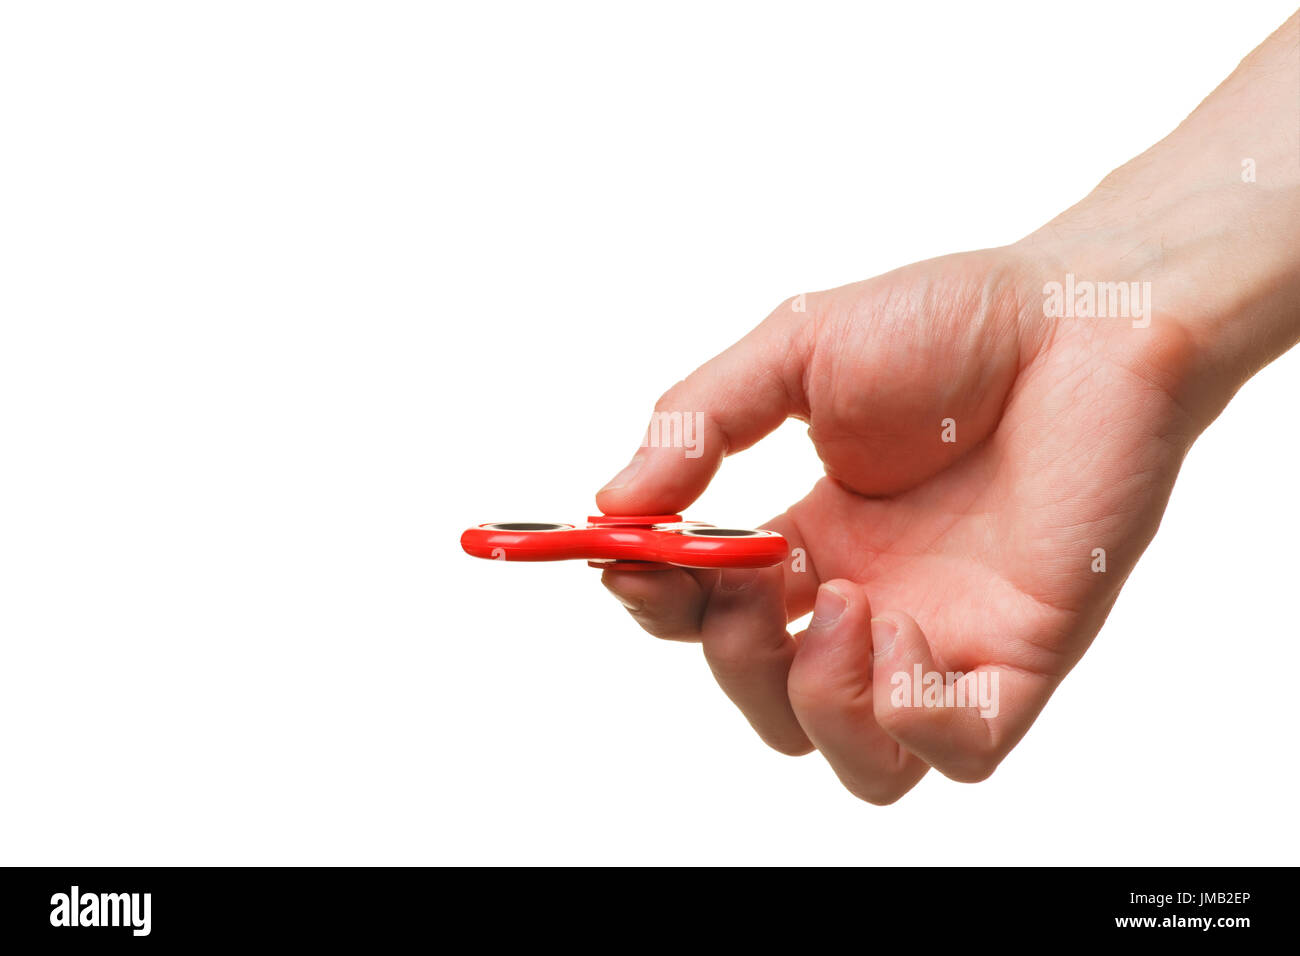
595, 11, 1300, 803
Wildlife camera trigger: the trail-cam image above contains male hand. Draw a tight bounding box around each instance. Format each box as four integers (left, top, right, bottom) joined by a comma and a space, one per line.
597, 247, 1196, 801
595, 10, 1300, 801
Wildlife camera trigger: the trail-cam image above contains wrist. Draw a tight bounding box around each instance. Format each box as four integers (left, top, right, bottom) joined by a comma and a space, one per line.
1013, 12, 1300, 431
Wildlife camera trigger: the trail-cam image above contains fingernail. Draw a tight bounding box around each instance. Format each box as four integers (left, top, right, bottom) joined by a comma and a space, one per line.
809, 584, 847, 628
600, 450, 646, 493
718, 569, 757, 592
870, 617, 898, 658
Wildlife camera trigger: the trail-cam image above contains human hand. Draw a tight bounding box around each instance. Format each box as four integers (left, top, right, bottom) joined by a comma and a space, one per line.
595, 11, 1300, 802
596, 244, 1197, 800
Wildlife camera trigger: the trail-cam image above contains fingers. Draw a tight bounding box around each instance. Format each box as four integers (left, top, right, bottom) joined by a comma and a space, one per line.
762, 507, 820, 622
605, 564, 1053, 797
603, 563, 813, 755
599, 504, 821, 640
787, 581, 929, 804
596, 301, 813, 515
601, 567, 710, 643
869, 610, 1054, 783
698, 567, 812, 756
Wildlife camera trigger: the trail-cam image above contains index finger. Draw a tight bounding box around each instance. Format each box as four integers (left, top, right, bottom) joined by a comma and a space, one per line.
596, 300, 815, 515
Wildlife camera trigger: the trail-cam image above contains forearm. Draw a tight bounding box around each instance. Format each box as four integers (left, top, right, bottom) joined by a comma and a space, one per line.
1020, 10, 1300, 428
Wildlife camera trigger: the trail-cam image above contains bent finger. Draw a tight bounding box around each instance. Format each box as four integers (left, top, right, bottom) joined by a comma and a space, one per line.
787, 580, 929, 804
700, 566, 812, 756
870, 610, 1056, 783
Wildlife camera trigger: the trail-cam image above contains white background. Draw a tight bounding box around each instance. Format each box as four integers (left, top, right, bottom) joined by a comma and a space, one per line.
2, 1, 1297, 865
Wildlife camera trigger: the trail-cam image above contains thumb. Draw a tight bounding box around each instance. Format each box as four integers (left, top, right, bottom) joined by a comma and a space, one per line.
596, 299, 814, 514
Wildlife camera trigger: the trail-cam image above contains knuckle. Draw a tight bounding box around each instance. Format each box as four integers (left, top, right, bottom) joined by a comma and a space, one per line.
634, 617, 700, 643
787, 664, 870, 716
771, 738, 816, 758
653, 381, 690, 414
850, 786, 904, 807
785, 665, 833, 712
769, 292, 811, 321
841, 773, 912, 806
702, 632, 760, 681
752, 720, 815, 758
616, 602, 700, 642
872, 702, 1007, 784
873, 695, 910, 735
932, 733, 1005, 783
939, 749, 1003, 784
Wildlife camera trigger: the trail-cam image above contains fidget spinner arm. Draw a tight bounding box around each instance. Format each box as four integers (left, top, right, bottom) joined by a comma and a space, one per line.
460, 514, 787, 570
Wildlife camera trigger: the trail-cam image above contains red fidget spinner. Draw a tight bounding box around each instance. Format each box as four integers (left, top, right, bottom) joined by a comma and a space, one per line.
460, 514, 788, 570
